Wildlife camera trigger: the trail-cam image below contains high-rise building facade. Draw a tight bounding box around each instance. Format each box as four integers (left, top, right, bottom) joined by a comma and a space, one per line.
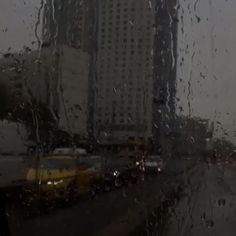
95, 0, 155, 143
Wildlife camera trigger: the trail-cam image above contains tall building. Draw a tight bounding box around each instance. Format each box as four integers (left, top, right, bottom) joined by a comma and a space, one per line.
41, 0, 96, 139
95, 0, 155, 143
95, 0, 178, 148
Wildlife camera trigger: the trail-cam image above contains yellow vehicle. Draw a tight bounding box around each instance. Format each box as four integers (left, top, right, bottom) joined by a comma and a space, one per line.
25, 152, 102, 200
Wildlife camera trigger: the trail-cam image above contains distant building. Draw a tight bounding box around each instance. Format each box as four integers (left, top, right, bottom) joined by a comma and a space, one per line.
95, 0, 155, 143
0, 1, 96, 142
41, 0, 96, 139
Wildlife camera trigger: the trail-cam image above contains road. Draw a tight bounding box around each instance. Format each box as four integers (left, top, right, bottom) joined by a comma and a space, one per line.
7, 172, 183, 236
3, 155, 226, 236
0, 155, 198, 236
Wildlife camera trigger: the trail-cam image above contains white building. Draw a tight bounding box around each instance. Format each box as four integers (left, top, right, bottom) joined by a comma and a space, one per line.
95, 0, 155, 142
57, 46, 90, 138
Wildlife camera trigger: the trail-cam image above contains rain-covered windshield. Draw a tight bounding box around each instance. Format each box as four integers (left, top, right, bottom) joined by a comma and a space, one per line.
0, 0, 236, 236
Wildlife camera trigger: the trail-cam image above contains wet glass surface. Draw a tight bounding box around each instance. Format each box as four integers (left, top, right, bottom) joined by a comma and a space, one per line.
0, 0, 236, 235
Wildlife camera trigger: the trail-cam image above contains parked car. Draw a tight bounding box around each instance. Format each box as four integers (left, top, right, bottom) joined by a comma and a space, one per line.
24, 154, 102, 201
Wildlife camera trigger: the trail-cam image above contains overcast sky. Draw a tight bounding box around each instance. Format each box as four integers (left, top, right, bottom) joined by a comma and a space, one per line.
177, 0, 236, 142
0, 0, 236, 142
0, 0, 42, 54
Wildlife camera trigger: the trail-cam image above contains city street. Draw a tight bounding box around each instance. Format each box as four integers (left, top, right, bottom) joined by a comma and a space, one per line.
0, 155, 198, 236
2, 156, 236, 236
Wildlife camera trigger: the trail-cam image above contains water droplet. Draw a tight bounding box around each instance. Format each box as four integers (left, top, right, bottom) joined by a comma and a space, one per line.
201, 212, 206, 221
129, 20, 134, 26
206, 220, 214, 228
113, 87, 117, 93
218, 198, 226, 207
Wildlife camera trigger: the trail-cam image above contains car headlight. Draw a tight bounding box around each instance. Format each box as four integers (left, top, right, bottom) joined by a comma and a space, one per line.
54, 179, 63, 185
113, 171, 120, 177
47, 180, 63, 185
